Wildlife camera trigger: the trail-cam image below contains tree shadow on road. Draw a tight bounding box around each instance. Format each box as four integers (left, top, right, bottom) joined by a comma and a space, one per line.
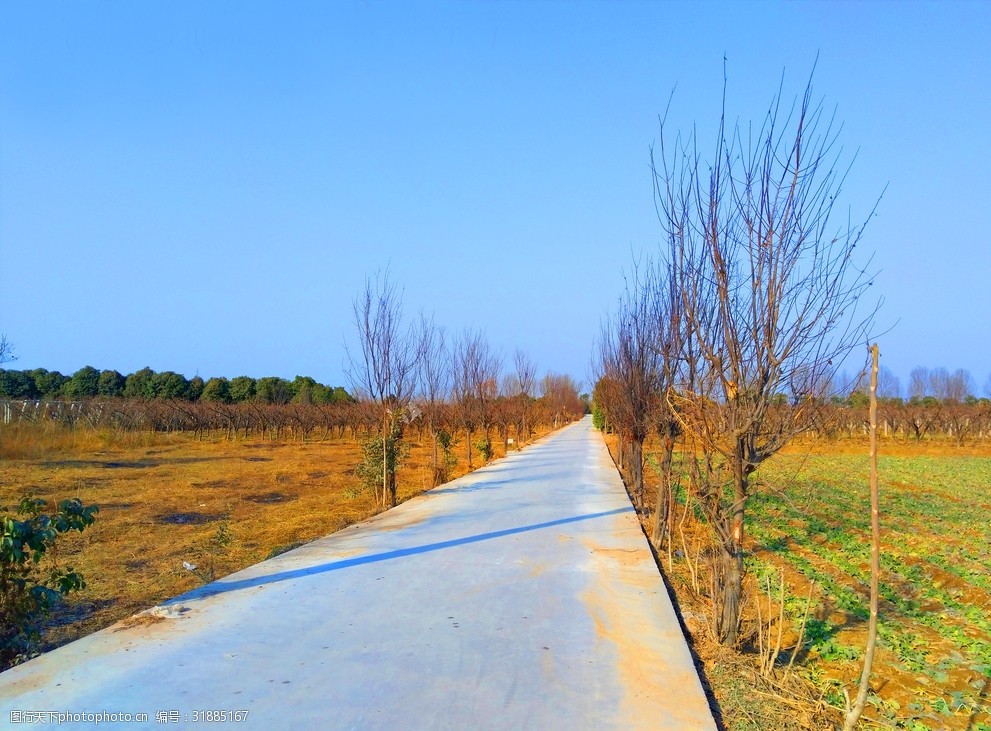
169, 507, 632, 603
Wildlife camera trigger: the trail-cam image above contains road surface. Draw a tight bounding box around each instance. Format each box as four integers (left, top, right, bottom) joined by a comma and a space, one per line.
1, 417, 716, 730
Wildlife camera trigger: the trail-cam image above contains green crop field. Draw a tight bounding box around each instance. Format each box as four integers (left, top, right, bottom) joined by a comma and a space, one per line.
748, 450, 991, 730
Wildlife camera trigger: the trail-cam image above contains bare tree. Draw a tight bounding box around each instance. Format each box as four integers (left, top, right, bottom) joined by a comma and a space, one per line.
478, 355, 503, 457
450, 330, 502, 467
513, 349, 537, 445
345, 273, 420, 507
946, 368, 975, 403
539, 373, 583, 427
938, 368, 976, 445
646, 261, 684, 550
908, 366, 930, 400
0, 334, 15, 365
654, 65, 880, 645
929, 367, 951, 402
417, 314, 450, 485
595, 262, 671, 512
910, 366, 973, 404
876, 366, 901, 400
450, 334, 477, 469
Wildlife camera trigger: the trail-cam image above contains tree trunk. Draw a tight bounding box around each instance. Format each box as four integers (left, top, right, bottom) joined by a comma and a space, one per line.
388, 459, 397, 507
651, 434, 675, 547
719, 445, 748, 646
628, 438, 644, 509
431, 427, 439, 486
382, 433, 388, 508
466, 428, 473, 468
719, 543, 744, 646
482, 426, 492, 461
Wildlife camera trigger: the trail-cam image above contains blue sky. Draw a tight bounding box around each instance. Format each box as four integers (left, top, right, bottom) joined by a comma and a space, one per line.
1, 1, 989, 395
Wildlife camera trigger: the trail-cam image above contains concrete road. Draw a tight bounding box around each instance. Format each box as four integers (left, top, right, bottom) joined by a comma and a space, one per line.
1, 417, 716, 730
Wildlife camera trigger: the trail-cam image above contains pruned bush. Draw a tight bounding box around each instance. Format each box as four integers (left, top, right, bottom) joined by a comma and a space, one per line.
355, 435, 410, 495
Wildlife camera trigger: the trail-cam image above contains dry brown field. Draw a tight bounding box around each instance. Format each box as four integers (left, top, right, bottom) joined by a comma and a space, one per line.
0, 421, 555, 659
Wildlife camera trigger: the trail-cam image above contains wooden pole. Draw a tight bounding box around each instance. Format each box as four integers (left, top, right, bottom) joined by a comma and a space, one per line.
844, 344, 881, 730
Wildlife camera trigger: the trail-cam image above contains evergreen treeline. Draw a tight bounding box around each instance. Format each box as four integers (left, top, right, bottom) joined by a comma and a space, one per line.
0, 366, 352, 405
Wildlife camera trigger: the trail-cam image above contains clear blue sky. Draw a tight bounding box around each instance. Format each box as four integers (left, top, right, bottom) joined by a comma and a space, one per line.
2, 1, 989, 395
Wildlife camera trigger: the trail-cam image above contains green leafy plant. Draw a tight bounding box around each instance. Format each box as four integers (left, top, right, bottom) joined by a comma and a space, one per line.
434, 429, 458, 484
475, 437, 493, 463
1, 495, 98, 669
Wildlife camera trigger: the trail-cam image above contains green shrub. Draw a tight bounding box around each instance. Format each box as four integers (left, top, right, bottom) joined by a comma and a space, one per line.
355, 434, 410, 493
475, 437, 493, 462
592, 403, 606, 431
432, 429, 458, 484
1, 495, 98, 669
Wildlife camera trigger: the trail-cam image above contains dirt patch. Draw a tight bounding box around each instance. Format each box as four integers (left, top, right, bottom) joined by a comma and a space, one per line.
40, 459, 119, 469
114, 614, 167, 631
44, 598, 118, 630
245, 492, 296, 505
155, 512, 223, 525
190, 479, 227, 489
582, 533, 718, 729
901, 555, 991, 614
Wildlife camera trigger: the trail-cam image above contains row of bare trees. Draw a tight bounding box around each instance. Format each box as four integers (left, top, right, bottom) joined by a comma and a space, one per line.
595, 67, 881, 647
345, 272, 585, 508
812, 398, 991, 444
907, 366, 986, 402
0, 395, 582, 447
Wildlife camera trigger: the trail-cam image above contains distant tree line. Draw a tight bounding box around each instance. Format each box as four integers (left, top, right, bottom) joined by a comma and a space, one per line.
834, 365, 988, 406
0, 366, 353, 405
0, 385, 585, 444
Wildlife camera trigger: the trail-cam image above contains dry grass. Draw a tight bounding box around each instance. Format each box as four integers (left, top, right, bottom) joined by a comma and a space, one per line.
0, 422, 551, 660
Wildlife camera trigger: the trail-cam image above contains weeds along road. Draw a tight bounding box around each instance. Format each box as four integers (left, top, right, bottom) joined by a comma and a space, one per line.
0, 417, 716, 730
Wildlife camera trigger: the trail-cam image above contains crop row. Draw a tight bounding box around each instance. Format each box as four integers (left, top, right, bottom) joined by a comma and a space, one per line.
743, 454, 991, 728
